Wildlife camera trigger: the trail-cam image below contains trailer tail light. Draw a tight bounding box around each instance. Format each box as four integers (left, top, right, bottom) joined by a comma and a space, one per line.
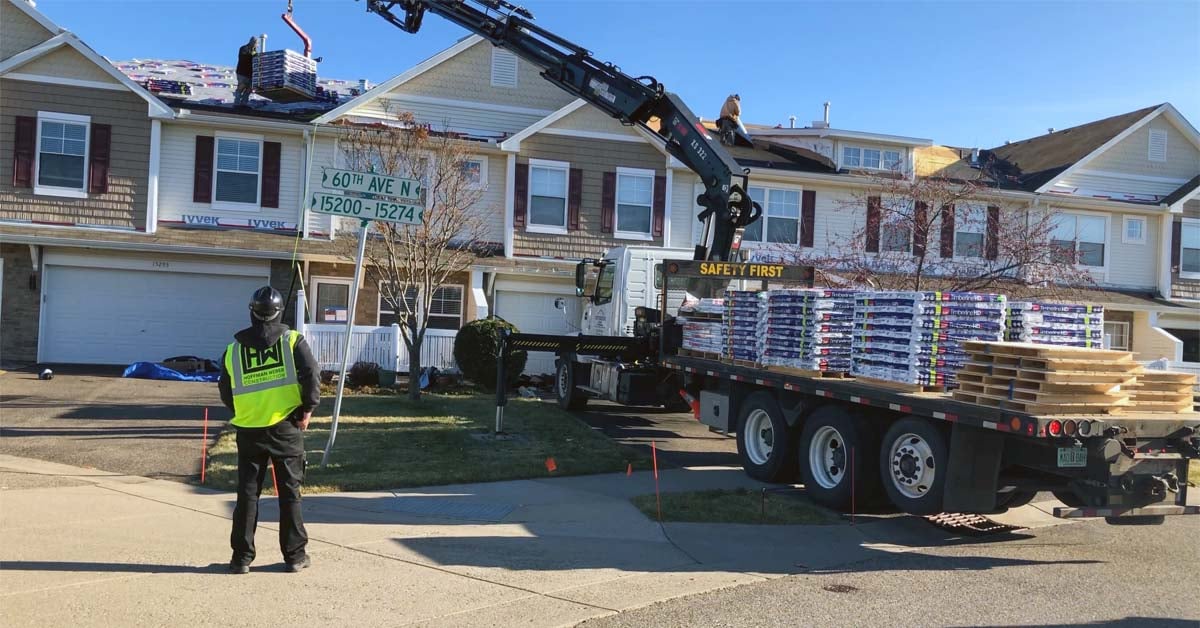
1047, 420, 1063, 437
1062, 420, 1077, 437
1010, 417, 1022, 432
1077, 420, 1092, 437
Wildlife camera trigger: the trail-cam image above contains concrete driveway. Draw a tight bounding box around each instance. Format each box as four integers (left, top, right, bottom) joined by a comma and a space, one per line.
576, 401, 739, 469
0, 368, 228, 481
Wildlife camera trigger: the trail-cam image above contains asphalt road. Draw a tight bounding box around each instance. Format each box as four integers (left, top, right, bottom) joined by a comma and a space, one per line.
580, 514, 1200, 628
0, 367, 229, 481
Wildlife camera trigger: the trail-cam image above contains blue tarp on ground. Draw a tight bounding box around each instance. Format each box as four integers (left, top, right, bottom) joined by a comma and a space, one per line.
122, 362, 219, 383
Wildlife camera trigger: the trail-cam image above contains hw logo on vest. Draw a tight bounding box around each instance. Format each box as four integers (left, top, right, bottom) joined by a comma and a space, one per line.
240, 339, 287, 385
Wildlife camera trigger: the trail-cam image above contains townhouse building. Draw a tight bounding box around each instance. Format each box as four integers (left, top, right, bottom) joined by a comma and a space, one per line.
2, 0, 1196, 378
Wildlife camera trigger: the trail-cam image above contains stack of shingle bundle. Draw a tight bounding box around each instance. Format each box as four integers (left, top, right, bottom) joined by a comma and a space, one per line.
679, 299, 726, 358
724, 291, 766, 364
142, 79, 193, 96
759, 289, 855, 373
1006, 302, 1105, 348
252, 50, 317, 100
851, 291, 1007, 388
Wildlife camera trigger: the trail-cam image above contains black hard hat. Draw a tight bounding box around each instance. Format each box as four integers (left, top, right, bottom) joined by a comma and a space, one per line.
249, 286, 284, 321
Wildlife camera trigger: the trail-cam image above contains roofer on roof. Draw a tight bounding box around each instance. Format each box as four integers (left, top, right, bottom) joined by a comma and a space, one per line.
234, 37, 257, 107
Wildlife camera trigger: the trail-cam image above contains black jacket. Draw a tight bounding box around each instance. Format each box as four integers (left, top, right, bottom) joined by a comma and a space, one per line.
236, 43, 256, 77
218, 320, 321, 417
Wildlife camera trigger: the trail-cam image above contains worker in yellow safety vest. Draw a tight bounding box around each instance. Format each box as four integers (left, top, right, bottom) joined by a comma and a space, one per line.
218, 286, 321, 574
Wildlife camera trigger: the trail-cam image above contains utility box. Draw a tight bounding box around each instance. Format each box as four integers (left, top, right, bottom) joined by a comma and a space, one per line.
253, 49, 316, 102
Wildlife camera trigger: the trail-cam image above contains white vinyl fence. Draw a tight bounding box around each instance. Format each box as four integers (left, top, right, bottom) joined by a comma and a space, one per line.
302, 323, 456, 372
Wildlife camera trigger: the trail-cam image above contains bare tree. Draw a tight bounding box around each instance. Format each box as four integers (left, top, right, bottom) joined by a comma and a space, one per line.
773, 173, 1096, 299
334, 115, 489, 400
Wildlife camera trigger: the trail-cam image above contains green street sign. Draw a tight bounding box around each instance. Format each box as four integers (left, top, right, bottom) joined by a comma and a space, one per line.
310, 192, 424, 225
320, 167, 422, 200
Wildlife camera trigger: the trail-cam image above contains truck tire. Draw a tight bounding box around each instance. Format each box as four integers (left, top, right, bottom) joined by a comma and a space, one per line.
798, 405, 881, 510
555, 359, 588, 410
880, 416, 948, 516
736, 391, 798, 483
995, 490, 1038, 510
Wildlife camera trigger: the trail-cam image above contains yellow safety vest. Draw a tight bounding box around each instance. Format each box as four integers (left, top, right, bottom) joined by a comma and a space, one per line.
225, 330, 302, 428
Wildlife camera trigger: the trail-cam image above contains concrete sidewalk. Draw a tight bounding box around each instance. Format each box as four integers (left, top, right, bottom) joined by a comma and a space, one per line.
0, 454, 1072, 627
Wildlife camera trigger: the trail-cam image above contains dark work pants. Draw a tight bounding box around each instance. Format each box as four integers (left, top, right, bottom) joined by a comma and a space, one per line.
230, 419, 308, 565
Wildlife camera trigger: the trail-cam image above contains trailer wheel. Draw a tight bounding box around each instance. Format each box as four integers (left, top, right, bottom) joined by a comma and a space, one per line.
735, 392, 798, 483
797, 405, 881, 510
995, 490, 1038, 510
555, 358, 588, 410
880, 417, 948, 516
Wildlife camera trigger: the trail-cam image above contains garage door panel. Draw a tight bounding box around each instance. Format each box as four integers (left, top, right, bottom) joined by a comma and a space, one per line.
495, 290, 580, 376
42, 265, 265, 365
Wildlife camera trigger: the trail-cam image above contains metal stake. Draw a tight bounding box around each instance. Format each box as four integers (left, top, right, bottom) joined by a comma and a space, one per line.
322, 219, 370, 467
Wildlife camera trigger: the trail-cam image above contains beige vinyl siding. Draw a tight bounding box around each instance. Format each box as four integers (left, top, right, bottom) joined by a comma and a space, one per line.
1131, 311, 1183, 361
0, 1, 55, 60
1086, 121, 1200, 181
399, 40, 575, 112
1105, 213, 1159, 289
514, 135, 664, 259
474, 152, 506, 245
547, 104, 634, 135
157, 124, 305, 230
352, 95, 548, 136
670, 171, 699, 249
13, 46, 122, 84
305, 135, 340, 236
0, 80, 150, 228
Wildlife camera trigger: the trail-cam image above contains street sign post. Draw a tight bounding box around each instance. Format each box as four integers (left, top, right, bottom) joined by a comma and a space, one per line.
317, 168, 424, 467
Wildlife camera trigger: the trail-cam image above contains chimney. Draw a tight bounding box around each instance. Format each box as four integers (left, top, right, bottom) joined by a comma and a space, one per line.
259, 33, 268, 52
788, 115, 796, 129
811, 101, 831, 129
1047, 127, 1055, 134
823, 101, 830, 124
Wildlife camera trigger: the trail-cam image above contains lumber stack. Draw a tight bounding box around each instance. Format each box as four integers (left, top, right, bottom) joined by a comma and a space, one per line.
1128, 370, 1198, 413
951, 341, 1141, 415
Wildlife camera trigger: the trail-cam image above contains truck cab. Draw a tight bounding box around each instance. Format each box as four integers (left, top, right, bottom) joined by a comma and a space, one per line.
555, 246, 695, 410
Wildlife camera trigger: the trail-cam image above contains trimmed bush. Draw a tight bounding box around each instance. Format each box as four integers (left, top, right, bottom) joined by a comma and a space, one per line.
453, 317, 528, 391
347, 361, 380, 388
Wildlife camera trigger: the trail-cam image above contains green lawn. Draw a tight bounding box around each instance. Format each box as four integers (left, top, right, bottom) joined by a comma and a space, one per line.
204, 394, 645, 493
632, 488, 841, 525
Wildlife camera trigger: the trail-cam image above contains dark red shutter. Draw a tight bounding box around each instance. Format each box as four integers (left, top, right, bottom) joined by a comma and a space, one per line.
260, 141, 281, 208
652, 175, 666, 238
913, 201, 928, 257
800, 190, 816, 247
567, 167, 582, 231
1171, 220, 1183, 271
940, 204, 955, 258
193, 136, 214, 203
513, 163, 528, 228
601, 171, 616, 233
86, 123, 111, 194
985, 205, 1000, 260
865, 196, 881, 253
12, 116, 36, 188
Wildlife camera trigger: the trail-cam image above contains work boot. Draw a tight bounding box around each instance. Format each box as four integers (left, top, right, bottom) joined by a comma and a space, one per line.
286, 555, 311, 573
228, 562, 249, 575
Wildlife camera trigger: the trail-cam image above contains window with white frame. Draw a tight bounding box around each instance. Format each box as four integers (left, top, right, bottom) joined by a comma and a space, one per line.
528, 160, 568, 232
214, 136, 261, 206
743, 186, 800, 244
459, 156, 487, 188
1122, 216, 1146, 245
842, 145, 902, 171
616, 168, 654, 238
1103, 321, 1130, 351
313, 279, 352, 323
1051, 213, 1106, 268
378, 284, 463, 330
36, 112, 89, 196
954, 205, 986, 258
1181, 219, 1200, 277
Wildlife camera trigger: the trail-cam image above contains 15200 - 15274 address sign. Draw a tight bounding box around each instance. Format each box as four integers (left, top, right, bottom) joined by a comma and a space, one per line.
310, 192, 425, 225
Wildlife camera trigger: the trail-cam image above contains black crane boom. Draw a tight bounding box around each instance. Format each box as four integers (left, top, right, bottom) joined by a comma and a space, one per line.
363, 0, 760, 261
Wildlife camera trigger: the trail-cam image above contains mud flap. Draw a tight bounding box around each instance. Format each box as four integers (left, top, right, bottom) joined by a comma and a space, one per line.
943, 424, 1005, 513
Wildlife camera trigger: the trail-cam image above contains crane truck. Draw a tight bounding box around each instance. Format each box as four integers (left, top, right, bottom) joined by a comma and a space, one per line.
361, 0, 1200, 523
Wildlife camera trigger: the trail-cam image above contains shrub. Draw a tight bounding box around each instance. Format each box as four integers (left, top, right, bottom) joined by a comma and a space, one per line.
453, 317, 527, 391
347, 361, 380, 388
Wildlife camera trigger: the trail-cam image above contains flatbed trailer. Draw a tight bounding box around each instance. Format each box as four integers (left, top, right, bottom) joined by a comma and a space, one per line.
663, 352, 1200, 523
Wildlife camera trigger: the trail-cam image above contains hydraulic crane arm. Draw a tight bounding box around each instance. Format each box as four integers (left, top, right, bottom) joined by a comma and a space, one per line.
362, 0, 760, 261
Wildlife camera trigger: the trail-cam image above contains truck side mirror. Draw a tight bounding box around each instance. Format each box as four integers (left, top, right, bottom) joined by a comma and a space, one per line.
575, 262, 587, 297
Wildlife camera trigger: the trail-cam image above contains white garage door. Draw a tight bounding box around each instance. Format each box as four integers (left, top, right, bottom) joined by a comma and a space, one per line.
495, 290, 580, 376
42, 264, 267, 365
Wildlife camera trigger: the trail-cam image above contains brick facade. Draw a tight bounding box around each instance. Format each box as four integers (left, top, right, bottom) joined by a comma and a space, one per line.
0, 243, 40, 363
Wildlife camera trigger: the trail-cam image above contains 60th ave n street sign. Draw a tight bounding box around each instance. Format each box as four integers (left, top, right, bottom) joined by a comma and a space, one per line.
310, 192, 424, 225
321, 167, 422, 200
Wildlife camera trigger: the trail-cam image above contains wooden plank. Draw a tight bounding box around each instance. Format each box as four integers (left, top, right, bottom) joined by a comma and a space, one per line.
1136, 371, 1198, 385
1128, 381, 1196, 394
768, 365, 849, 379
969, 373, 1134, 394
1129, 389, 1195, 400
1001, 388, 1130, 405
1129, 401, 1196, 413
961, 341, 1133, 361
852, 376, 947, 393
1017, 369, 1138, 385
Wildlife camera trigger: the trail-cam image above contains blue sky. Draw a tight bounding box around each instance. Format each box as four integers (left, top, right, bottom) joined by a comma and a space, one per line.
38, 0, 1200, 148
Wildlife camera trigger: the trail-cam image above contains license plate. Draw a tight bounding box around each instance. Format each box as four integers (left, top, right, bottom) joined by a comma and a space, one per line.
1057, 446, 1087, 468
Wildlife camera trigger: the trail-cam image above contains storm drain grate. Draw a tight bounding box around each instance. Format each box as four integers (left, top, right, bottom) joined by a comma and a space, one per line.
384, 497, 516, 522
924, 512, 1026, 536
